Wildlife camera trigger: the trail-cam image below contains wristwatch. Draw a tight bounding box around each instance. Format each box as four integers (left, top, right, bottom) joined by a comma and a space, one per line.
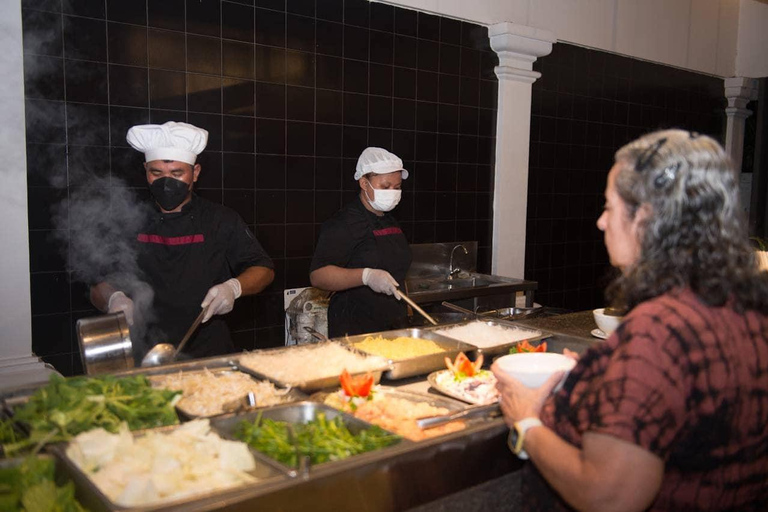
507, 417, 543, 460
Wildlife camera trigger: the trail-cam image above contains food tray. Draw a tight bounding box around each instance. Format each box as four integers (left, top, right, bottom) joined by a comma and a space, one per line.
147, 366, 306, 419
312, 386, 467, 413
211, 401, 405, 475
311, 386, 485, 441
338, 328, 478, 379
235, 342, 391, 393
50, 421, 287, 512
428, 319, 549, 358
427, 370, 500, 406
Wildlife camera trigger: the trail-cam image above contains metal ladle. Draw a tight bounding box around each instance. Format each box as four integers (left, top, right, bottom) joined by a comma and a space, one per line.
141, 305, 209, 367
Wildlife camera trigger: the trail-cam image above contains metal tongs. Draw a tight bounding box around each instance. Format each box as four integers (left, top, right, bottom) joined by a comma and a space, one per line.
286, 424, 310, 479
416, 402, 501, 430
222, 391, 258, 414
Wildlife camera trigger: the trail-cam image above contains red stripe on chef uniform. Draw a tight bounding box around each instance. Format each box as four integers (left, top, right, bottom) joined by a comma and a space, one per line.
372, 227, 403, 237
137, 234, 205, 245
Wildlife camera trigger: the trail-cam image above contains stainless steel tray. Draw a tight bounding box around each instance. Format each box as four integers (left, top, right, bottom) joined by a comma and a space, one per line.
210, 401, 405, 476
147, 366, 306, 420
310, 386, 488, 441
51, 421, 288, 512
235, 342, 391, 393
312, 386, 467, 413
337, 328, 478, 379
428, 319, 549, 358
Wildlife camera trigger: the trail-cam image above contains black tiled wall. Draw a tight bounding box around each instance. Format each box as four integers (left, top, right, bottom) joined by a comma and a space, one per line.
21, 0, 498, 375
526, 43, 725, 310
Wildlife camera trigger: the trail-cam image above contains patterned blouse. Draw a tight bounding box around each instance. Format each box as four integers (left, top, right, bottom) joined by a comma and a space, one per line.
523, 288, 768, 511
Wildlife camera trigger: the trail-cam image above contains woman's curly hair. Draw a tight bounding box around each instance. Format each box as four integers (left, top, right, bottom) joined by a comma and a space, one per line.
606, 129, 768, 313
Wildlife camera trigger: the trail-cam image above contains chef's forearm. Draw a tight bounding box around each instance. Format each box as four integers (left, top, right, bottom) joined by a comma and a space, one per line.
90, 282, 118, 312
310, 266, 364, 291
236, 266, 274, 296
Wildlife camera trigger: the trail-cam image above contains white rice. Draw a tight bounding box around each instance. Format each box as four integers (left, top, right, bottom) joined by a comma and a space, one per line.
436, 321, 541, 349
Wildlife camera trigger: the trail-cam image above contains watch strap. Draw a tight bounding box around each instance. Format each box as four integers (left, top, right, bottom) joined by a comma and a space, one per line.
509, 417, 543, 459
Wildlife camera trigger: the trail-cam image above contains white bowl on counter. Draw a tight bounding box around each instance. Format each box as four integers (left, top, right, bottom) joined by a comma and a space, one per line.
592, 308, 623, 336
495, 353, 576, 390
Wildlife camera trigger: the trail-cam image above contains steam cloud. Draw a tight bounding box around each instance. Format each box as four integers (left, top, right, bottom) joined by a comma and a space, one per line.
50, 175, 156, 358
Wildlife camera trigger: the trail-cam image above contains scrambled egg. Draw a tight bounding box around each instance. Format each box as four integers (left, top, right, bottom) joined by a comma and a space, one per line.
354, 336, 446, 360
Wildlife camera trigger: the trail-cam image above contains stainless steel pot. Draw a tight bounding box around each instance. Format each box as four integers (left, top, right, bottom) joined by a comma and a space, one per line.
76, 312, 134, 375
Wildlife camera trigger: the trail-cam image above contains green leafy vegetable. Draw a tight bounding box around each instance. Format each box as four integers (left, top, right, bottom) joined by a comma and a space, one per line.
2, 374, 180, 457
0, 456, 87, 512
235, 412, 399, 467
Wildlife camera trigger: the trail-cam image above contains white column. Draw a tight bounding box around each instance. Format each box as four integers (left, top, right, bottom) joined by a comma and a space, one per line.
724, 77, 758, 173
0, 0, 55, 387
489, 22, 555, 278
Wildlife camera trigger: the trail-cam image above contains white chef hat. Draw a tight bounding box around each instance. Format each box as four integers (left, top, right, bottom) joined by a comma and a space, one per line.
126, 121, 208, 165
354, 147, 409, 181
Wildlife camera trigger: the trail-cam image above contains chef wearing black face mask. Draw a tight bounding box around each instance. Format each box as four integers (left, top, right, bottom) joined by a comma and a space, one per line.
89, 121, 274, 360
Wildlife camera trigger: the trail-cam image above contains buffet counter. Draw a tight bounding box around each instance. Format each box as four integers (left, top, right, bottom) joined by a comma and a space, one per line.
1, 315, 604, 511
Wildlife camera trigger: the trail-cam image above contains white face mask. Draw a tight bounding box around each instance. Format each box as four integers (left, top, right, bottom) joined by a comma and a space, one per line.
364, 181, 401, 212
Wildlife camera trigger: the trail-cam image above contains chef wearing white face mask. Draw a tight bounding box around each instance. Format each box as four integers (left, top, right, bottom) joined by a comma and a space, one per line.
310, 147, 412, 337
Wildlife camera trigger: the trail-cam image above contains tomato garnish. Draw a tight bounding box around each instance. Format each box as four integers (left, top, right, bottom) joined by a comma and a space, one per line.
339, 369, 374, 398
510, 340, 547, 354
444, 352, 483, 377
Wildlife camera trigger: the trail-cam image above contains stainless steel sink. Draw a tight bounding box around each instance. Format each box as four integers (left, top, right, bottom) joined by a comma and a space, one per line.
411, 277, 496, 291
405, 272, 537, 305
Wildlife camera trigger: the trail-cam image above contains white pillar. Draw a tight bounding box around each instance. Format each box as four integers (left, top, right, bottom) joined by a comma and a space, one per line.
489, 23, 555, 278
0, 0, 55, 387
724, 77, 758, 173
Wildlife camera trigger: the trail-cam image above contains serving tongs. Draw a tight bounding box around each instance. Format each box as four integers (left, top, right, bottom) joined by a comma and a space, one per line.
416, 402, 501, 430
286, 424, 310, 479
303, 326, 328, 343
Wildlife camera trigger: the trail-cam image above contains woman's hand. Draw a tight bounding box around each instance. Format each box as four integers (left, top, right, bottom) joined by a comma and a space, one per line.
563, 348, 580, 361
491, 362, 563, 428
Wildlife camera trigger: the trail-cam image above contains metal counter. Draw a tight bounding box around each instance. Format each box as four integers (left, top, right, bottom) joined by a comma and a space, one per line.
2, 316, 605, 511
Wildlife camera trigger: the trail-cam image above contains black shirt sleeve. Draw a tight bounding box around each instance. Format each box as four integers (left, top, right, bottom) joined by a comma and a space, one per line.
310, 208, 365, 272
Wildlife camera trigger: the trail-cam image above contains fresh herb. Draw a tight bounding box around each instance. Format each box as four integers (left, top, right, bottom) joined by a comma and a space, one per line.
0, 456, 87, 512
0, 418, 21, 445
2, 374, 180, 457
234, 412, 400, 467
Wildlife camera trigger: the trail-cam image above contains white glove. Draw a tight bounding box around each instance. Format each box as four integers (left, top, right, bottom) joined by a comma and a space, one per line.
107, 291, 135, 325
201, 278, 242, 322
362, 268, 401, 299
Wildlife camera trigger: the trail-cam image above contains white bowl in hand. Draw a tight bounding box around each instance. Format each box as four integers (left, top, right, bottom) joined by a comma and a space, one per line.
495, 353, 576, 390
593, 308, 623, 336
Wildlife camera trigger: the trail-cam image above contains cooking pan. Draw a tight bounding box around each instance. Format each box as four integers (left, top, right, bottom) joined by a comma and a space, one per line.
76, 312, 134, 375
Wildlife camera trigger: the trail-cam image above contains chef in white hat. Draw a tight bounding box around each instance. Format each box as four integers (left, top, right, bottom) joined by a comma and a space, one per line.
310, 147, 412, 337
90, 121, 275, 359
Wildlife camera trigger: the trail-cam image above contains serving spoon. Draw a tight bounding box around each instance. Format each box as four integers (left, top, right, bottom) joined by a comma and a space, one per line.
141, 305, 209, 367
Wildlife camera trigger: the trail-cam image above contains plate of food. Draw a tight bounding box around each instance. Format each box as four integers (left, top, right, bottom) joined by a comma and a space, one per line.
427, 353, 500, 405
314, 370, 469, 441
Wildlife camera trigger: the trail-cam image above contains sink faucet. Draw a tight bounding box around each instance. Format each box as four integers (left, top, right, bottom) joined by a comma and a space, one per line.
448, 244, 469, 279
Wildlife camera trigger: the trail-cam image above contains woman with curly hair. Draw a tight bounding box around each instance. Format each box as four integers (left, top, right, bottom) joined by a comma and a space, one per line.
493, 129, 768, 511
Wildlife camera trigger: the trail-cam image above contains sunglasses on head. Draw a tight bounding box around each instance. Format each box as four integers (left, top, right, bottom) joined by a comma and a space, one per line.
633, 131, 698, 188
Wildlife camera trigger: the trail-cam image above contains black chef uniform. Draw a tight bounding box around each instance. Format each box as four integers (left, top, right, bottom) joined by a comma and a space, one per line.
310, 197, 412, 337
134, 194, 273, 358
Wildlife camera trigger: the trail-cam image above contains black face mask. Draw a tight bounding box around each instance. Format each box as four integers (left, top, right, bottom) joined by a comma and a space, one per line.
149, 177, 190, 211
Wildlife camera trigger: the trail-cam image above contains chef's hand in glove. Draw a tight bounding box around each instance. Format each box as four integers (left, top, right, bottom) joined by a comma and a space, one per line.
362, 268, 401, 300
201, 278, 242, 322
107, 291, 135, 325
